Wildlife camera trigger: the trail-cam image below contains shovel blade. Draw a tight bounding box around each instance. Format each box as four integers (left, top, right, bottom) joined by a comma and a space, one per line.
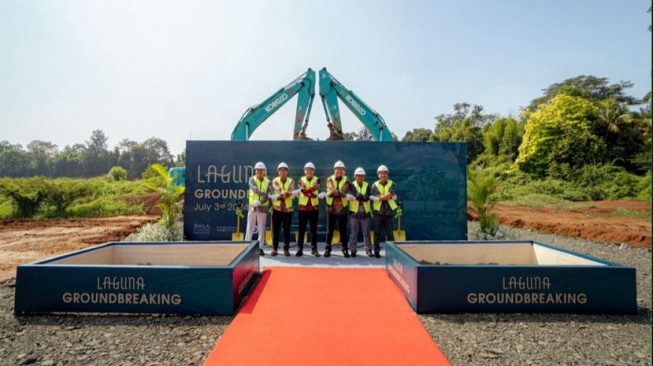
231, 232, 244, 241
393, 230, 406, 242
331, 231, 340, 246
265, 230, 273, 246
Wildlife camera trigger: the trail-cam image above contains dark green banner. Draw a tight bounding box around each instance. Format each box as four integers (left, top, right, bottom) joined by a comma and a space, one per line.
183, 141, 467, 241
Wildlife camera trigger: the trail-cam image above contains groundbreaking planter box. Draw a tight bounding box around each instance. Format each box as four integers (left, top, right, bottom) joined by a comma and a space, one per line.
15, 241, 259, 315
385, 241, 637, 314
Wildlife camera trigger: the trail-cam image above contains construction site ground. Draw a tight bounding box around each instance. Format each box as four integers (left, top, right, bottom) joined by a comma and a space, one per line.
0, 196, 649, 282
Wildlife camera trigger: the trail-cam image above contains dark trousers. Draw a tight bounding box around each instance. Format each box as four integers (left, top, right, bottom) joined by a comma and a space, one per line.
373, 213, 394, 253
326, 213, 348, 250
297, 210, 319, 249
272, 210, 292, 250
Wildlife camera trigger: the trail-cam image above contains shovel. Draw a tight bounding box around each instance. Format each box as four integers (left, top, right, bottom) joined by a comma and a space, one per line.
265, 205, 273, 246
393, 209, 406, 242
231, 205, 245, 241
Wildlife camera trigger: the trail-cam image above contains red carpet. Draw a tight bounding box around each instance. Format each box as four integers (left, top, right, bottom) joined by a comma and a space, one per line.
203, 267, 449, 365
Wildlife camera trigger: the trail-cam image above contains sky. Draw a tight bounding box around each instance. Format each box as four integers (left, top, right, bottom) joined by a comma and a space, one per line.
1, 0, 651, 156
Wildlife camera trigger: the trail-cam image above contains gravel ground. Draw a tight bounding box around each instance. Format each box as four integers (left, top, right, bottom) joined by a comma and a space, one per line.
0, 223, 650, 366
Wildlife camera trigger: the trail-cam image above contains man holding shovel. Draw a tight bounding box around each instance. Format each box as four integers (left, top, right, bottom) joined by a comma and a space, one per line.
370, 165, 397, 258
245, 162, 273, 256
270, 162, 294, 257
345, 167, 372, 258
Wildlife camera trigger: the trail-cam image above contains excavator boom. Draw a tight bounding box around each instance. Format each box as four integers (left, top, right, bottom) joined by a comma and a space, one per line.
231, 68, 316, 140
318, 67, 394, 141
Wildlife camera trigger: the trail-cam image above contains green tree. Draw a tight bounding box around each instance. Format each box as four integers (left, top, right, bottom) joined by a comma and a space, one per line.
516, 94, 601, 178
526, 76, 638, 113
433, 103, 493, 163
27, 140, 58, 176
43, 179, 93, 217
108, 166, 128, 181
401, 128, 433, 142
467, 166, 499, 239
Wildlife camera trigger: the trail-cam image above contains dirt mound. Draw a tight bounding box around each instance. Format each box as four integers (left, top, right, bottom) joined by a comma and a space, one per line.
124, 193, 162, 215
469, 200, 651, 249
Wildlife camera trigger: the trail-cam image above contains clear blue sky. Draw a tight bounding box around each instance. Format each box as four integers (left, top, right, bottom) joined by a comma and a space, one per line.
1, 0, 651, 155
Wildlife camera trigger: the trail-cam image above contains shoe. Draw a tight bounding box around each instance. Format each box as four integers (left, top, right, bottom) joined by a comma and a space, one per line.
259, 249, 265, 256
283, 248, 290, 257
271, 249, 278, 256
311, 249, 321, 257
343, 250, 350, 258
374, 252, 381, 258
351, 252, 357, 258
295, 249, 303, 257
324, 250, 331, 258
366, 249, 373, 257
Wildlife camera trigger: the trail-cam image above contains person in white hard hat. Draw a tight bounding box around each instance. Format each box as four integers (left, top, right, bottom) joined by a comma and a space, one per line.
325, 160, 351, 257
294, 162, 323, 257
345, 167, 372, 257
369, 164, 397, 258
270, 162, 294, 257
245, 161, 273, 256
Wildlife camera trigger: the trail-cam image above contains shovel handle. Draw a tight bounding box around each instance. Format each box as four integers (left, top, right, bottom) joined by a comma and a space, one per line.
397, 215, 401, 230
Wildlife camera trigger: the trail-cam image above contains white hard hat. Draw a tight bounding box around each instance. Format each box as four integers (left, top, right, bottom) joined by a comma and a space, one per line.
278, 162, 289, 170
304, 162, 315, 170
354, 167, 365, 176
334, 160, 345, 169
377, 165, 389, 173
254, 162, 266, 170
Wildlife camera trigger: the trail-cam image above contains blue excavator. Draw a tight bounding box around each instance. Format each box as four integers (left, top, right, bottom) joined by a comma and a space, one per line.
231, 68, 317, 141
170, 68, 394, 185
318, 67, 394, 142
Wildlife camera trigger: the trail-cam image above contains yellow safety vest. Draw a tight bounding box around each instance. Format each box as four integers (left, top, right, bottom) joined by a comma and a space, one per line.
272, 177, 293, 209
348, 181, 371, 214
248, 177, 270, 207
326, 175, 349, 207
298, 176, 319, 206
372, 179, 397, 212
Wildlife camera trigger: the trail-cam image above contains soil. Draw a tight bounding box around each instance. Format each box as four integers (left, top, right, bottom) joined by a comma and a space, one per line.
0, 198, 649, 283
469, 200, 651, 249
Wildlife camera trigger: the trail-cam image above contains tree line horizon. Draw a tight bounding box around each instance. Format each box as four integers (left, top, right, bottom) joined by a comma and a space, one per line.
1, 75, 650, 183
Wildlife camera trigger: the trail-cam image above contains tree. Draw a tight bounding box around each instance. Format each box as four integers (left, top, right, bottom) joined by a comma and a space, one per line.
0, 143, 35, 177
516, 94, 601, 178
432, 103, 494, 163
402, 128, 433, 142
27, 140, 58, 176
526, 76, 639, 113
83, 130, 112, 176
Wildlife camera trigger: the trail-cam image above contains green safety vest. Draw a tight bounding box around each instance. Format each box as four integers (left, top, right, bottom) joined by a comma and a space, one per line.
326, 175, 349, 207
348, 181, 371, 214
372, 179, 397, 212
272, 177, 293, 209
298, 176, 319, 206
248, 176, 270, 207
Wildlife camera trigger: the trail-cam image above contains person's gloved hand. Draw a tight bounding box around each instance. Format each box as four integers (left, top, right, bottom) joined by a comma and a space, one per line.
268, 194, 278, 201
392, 194, 397, 200
369, 196, 380, 202
346, 194, 356, 201
356, 193, 364, 201
317, 192, 327, 199
291, 189, 301, 197
253, 200, 261, 207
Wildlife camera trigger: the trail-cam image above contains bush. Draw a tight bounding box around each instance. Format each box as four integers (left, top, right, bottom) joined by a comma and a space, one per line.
108, 166, 128, 181
43, 179, 93, 217
130, 221, 183, 241
0, 177, 47, 218
67, 196, 145, 218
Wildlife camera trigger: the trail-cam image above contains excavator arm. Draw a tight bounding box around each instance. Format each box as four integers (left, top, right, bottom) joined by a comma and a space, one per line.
318, 67, 394, 141
231, 68, 316, 140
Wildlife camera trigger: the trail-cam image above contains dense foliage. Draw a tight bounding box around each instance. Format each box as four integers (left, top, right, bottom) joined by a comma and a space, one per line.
402, 75, 651, 202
